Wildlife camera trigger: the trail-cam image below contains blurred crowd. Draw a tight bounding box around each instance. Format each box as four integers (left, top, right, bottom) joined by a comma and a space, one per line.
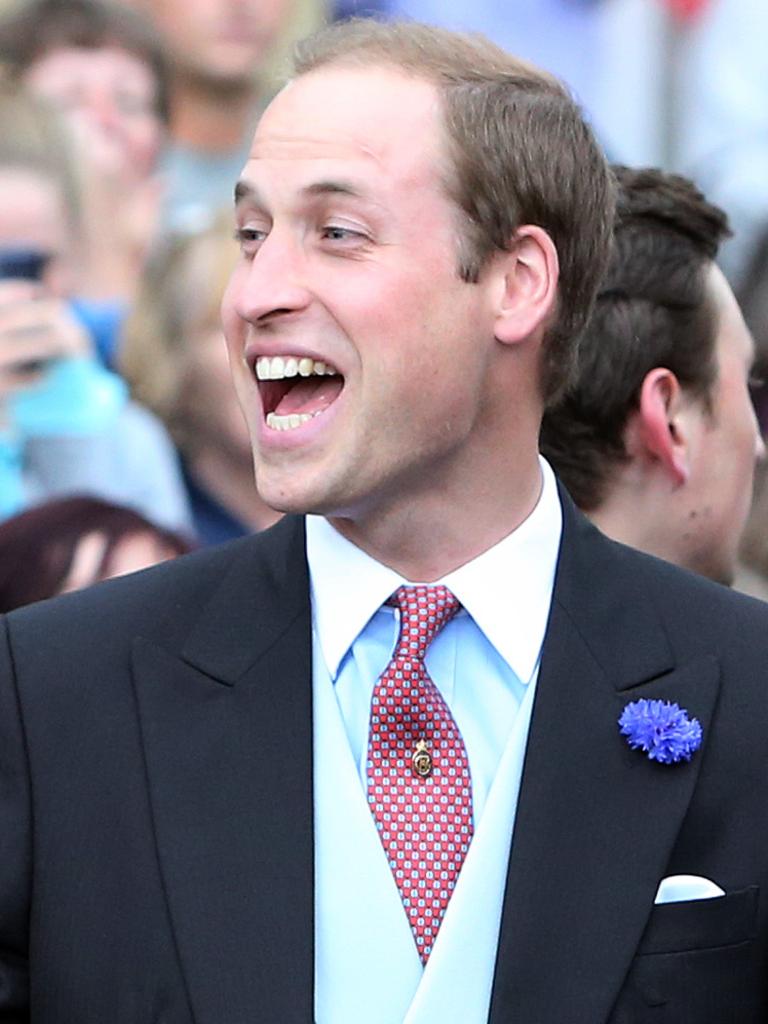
1, 0, 768, 608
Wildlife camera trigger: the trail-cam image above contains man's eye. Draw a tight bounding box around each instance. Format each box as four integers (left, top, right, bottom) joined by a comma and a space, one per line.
321, 225, 366, 242
234, 227, 267, 252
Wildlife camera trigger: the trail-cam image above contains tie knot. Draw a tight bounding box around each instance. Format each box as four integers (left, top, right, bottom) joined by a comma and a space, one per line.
390, 584, 460, 659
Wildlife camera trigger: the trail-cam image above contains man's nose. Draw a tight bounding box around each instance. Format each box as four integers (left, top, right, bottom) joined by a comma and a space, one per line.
232, 230, 312, 325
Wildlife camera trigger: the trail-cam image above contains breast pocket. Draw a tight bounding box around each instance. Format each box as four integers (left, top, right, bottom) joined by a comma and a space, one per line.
608, 886, 763, 1024
637, 884, 758, 955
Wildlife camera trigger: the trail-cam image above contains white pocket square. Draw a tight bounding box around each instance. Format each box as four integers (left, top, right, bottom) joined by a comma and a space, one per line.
654, 874, 725, 904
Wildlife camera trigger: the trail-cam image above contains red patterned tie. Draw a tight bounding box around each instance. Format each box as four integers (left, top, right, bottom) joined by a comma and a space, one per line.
367, 585, 474, 964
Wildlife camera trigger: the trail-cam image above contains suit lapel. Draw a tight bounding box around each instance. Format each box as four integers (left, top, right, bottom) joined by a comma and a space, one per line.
132, 516, 315, 1024
489, 496, 721, 1024
130, 496, 722, 1023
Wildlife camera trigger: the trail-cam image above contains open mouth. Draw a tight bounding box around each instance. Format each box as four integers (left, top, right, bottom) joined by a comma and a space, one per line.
255, 355, 344, 431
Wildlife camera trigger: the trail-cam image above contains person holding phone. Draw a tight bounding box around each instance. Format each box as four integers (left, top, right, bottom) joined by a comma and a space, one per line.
0, 0, 171, 366
0, 83, 192, 533
0, 249, 92, 396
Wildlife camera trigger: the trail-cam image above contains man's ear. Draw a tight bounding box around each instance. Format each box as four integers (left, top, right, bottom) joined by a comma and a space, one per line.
493, 225, 559, 346
632, 368, 691, 485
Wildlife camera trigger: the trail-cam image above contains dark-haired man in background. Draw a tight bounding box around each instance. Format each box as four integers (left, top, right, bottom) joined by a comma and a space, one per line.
541, 165, 764, 584
3, 23, 768, 1024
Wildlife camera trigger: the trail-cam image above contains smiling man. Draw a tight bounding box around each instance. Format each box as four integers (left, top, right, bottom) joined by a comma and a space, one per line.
3, 19, 768, 1024
223, 39, 606, 575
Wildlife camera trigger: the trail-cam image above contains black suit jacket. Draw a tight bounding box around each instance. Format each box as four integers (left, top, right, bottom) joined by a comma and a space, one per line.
1, 496, 768, 1023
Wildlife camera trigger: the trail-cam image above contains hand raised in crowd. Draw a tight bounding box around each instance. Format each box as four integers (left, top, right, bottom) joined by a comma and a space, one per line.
0, 279, 91, 401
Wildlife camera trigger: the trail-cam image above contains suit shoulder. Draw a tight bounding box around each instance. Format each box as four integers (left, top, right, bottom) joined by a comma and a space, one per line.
604, 531, 768, 638
2, 541, 229, 660
617, 534, 764, 605
557, 503, 768, 660
3, 518, 302, 654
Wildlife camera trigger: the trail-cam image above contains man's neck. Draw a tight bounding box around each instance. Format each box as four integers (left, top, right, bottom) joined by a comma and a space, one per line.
327, 454, 544, 582
589, 483, 681, 567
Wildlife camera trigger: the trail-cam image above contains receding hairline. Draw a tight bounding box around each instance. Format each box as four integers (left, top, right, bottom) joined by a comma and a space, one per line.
290, 18, 566, 94
234, 64, 458, 214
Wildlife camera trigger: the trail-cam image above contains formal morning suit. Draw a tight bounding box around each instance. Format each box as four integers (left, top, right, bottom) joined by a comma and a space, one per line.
1, 489, 768, 1023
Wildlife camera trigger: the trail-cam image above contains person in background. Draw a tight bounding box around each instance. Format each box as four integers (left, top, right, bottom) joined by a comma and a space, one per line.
0, 495, 191, 613
540, 165, 763, 586
729, 225, 768, 599
0, 82, 192, 533
135, 0, 299, 234
676, 0, 768, 285
0, 0, 170, 366
120, 217, 281, 544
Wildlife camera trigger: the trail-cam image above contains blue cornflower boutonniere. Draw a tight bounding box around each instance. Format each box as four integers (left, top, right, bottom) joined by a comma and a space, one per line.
619, 698, 702, 764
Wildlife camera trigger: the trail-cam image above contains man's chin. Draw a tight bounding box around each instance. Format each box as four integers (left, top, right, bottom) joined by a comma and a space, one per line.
253, 454, 368, 521
254, 481, 335, 519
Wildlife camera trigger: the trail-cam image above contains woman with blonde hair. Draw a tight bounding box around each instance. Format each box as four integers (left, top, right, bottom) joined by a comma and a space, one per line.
121, 216, 281, 545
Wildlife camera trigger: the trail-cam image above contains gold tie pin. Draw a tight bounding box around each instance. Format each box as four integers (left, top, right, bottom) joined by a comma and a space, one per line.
412, 739, 433, 778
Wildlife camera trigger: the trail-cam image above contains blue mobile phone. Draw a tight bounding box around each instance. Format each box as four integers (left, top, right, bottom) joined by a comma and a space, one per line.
0, 248, 53, 373
0, 247, 50, 282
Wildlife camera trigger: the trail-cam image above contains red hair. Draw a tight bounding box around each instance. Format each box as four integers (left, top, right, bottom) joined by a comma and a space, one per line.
0, 495, 191, 612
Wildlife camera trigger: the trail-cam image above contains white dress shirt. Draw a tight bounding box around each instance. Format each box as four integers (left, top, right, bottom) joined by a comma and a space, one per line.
307, 456, 562, 823
309, 458, 563, 1022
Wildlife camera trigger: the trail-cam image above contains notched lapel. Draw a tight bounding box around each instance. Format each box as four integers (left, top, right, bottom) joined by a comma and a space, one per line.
181, 514, 309, 685
131, 516, 314, 1024
489, 501, 722, 1024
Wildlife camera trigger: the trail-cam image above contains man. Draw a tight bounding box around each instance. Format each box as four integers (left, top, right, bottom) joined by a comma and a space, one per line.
540, 165, 764, 584
2, 19, 768, 1024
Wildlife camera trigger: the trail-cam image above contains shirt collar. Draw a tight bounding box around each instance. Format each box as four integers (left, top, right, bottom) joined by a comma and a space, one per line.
305, 457, 562, 684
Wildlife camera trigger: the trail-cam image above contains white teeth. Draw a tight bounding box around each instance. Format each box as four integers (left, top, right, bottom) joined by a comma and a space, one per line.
255, 355, 339, 381
266, 411, 321, 431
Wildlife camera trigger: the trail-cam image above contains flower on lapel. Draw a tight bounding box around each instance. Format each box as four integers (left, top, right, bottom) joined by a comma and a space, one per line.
619, 698, 702, 764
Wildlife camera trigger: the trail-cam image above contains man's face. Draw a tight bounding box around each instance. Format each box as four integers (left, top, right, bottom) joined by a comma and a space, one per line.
681, 265, 764, 584
222, 65, 501, 523
148, 0, 292, 87
24, 46, 162, 182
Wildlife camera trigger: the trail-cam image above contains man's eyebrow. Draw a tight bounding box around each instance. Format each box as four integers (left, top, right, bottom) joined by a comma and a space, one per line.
234, 178, 376, 208
234, 180, 259, 205
301, 180, 370, 200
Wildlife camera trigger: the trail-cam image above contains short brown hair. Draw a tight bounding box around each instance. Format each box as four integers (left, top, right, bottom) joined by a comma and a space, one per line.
292, 19, 615, 405
0, 0, 169, 122
540, 165, 731, 510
